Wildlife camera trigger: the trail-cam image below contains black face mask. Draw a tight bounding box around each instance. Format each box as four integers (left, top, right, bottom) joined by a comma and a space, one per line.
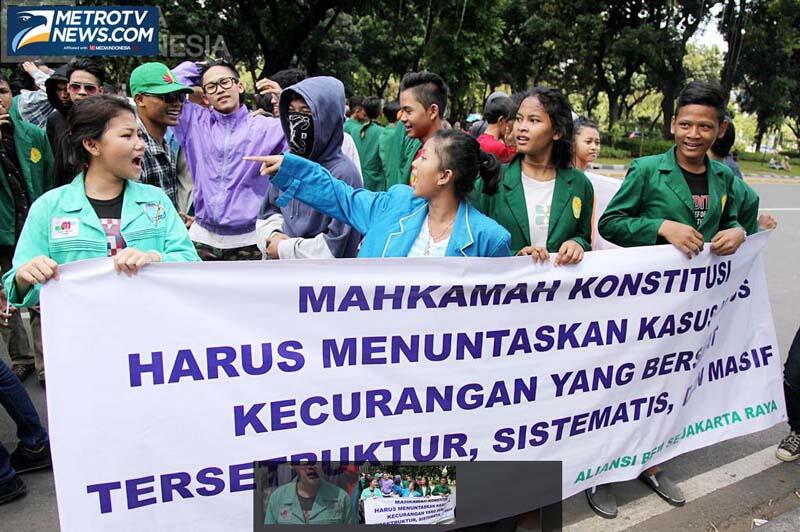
287, 111, 314, 159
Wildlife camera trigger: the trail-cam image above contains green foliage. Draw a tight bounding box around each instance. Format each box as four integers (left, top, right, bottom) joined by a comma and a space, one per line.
612, 137, 674, 157
600, 147, 632, 159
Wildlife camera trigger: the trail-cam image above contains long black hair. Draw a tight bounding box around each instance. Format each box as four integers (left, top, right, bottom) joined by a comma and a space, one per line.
63, 95, 135, 169
517, 87, 574, 169
431, 129, 502, 200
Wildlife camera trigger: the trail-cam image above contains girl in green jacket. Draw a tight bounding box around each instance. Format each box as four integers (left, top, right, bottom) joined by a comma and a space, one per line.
3, 95, 199, 308
475, 87, 594, 264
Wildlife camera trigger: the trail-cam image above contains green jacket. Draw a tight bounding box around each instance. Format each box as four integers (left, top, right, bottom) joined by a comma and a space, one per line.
343, 118, 360, 138
474, 155, 594, 254
264, 478, 356, 525
732, 177, 759, 235
0, 109, 55, 247
352, 120, 385, 191
382, 124, 421, 188
2, 173, 200, 307
598, 147, 741, 247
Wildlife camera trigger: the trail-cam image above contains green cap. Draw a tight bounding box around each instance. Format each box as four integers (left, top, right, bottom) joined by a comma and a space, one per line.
129, 62, 193, 97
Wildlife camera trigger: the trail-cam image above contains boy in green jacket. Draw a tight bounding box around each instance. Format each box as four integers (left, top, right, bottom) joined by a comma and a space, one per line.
599, 82, 745, 258
0, 74, 54, 384
593, 81, 746, 519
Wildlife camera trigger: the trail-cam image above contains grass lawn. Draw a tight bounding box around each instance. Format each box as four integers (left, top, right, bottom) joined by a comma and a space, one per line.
595, 157, 800, 178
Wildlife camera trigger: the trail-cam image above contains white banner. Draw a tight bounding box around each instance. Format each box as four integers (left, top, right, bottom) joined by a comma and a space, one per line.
364, 495, 455, 525
40, 232, 784, 531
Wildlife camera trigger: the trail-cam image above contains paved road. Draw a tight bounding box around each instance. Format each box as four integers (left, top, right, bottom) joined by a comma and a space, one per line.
1, 178, 798, 531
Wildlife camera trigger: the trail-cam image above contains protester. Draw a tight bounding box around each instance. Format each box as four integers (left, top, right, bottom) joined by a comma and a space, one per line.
401, 480, 421, 497
381, 71, 448, 188
432, 477, 451, 496
13, 62, 64, 129
778, 327, 800, 461
709, 117, 777, 235
50, 58, 106, 187
418, 476, 433, 497
171, 59, 286, 261
259, 72, 363, 183
246, 129, 510, 257
359, 477, 382, 500
2, 95, 200, 311
0, 357, 51, 506
344, 95, 364, 137
596, 81, 745, 518
571, 117, 621, 250
474, 87, 593, 263
350, 96, 386, 191
130, 63, 194, 210
255, 76, 363, 260
265, 464, 356, 524
380, 472, 394, 496
469, 91, 510, 138
0, 73, 54, 384
476, 95, 516, 163
379, 100, 401, 169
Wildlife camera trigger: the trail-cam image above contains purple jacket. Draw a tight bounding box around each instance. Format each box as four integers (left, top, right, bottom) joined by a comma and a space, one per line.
172, 61, 287, 236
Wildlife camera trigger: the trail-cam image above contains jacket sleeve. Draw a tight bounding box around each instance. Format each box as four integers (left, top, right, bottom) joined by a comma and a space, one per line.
36, 127, 56, 193
571, 179, 594, 251
733, 178, 759, 235
153, 190, 201, 263
2, 196, 51, 307
598, 161, 664, 247
171, 62, 204, 146
271, 153, 393, 236
718, 171, 743, 232
490, 232, 512, 257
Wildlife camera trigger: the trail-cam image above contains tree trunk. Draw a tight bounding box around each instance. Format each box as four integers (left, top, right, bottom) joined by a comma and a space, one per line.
607, 96, 620, 132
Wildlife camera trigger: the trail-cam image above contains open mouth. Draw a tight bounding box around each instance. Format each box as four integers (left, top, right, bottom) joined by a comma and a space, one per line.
166, 109, 181, 119
516, 136, 530, 143
132, 156, 143, 170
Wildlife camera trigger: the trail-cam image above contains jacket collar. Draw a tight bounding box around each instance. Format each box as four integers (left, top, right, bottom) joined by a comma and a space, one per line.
210, 103, 248, 125
659, 146, 723, 231
61, 173, 166, 232
502, 155, 575, 247
501, 156, 531, 244
381, 200, 476, 257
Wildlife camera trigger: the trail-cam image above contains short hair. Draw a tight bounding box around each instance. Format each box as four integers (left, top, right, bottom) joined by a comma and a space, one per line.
268, 68, 306, 89
383, 100, 400, 122
484, 96, 515, 124
399, 71, 448, 118
63, 95, 135, 169
67, 57, 106, 85
348, 95, 364, 110
676, 81, 726, 122
199, 58, 238, 84
518, 87, 574, 169
362, 96, 382, 121
573, 116, 600, 138
711, 116, 736, 157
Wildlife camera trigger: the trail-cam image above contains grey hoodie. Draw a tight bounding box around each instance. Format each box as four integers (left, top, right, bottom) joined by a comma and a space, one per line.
257, 77, 363, 258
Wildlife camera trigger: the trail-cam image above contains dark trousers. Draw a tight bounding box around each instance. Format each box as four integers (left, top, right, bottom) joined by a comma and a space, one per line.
0, 358, 48, 481
784, 326, 800, 432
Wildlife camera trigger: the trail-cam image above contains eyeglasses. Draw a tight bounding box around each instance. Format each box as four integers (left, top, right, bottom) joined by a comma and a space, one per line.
202, 76, 237, 95
142, 92, 186, 104
68, 82, 99, 95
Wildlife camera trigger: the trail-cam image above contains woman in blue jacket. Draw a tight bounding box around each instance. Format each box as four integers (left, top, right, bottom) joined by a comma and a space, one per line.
3, 95, 199, 308
246, 129, 511, 258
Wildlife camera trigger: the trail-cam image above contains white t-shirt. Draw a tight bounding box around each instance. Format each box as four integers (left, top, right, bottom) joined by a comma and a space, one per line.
585, 171, 622, 250
407, 216, 450, 257
521, 173, 555, 248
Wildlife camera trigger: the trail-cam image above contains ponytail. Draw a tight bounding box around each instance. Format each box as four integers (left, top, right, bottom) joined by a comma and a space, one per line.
431, 129, 502, 201
478, 150, 501, 196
